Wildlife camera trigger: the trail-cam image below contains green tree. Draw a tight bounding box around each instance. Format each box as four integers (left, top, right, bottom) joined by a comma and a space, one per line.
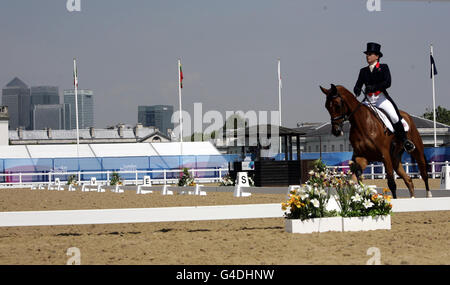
423, 106, 450, 126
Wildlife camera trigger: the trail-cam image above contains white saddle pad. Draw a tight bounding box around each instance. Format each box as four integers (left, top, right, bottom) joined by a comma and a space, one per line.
363, 101, 409, 133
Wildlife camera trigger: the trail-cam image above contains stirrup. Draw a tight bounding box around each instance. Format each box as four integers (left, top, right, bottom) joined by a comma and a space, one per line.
403, 139, 415, 153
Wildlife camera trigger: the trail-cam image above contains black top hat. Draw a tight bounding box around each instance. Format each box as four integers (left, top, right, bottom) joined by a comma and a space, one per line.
364, 42, 383, 58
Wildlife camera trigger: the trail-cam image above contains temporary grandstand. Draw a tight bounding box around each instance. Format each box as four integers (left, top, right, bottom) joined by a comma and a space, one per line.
0, 142, 237, 184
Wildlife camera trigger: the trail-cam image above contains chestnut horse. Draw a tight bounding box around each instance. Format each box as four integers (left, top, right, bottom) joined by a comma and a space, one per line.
319, 84, 432, 199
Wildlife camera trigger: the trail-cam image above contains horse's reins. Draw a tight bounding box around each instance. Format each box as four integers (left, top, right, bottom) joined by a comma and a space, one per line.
329, 93, 365, 124
330, 89, 388, 134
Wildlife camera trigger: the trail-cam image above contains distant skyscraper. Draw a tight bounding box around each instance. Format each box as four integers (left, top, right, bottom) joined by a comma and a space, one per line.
32, 104, 70, 130
31, 86, 59, 106
1, 77, 31, 130
64, 89, 94, 129
30, 86, 60, 129
138, 105, 174, 136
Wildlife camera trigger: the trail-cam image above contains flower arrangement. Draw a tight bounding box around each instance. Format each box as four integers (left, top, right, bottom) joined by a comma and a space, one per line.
178, 168, 195, 186
109, 171, 123, 186
329, 165, 392, 217
219, 173, 255, 186
282, 159, 337, 220
220, 174, 235, 186
282, 159, 392, 220
66, 174, 78, 186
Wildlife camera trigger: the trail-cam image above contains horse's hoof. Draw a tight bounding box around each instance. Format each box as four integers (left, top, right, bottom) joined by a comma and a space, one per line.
427, 191, 433, 198
411, 196, 415, 199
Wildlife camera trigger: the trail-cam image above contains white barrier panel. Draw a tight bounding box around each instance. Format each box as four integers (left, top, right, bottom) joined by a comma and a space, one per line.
390, 197, 450, 212
1, 197, 450, 227
440, 166, 450, 190
0, 203, 283, 227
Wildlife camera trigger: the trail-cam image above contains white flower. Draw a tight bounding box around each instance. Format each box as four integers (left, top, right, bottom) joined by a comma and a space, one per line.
351, 193, 362, 202
363, 199, 374, 209
354, 185, 364, 193
299, 193, 309, 200
319, 189, 327, 196
311, 199, 320, 208
297, 188, 306, 195
314, 187, 320, 195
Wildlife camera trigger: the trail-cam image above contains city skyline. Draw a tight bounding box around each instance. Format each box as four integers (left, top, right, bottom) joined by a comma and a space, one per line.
1, 1, 449, 131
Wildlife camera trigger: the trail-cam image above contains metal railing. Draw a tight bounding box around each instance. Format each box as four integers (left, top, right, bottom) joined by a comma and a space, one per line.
0, 160, 448, 188
326, 161, 449, 179
0, 168, 229, 188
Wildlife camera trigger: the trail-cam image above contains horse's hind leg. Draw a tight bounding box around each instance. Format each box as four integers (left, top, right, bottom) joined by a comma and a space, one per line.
407, 118, 432, 197
412, 149, 432, 198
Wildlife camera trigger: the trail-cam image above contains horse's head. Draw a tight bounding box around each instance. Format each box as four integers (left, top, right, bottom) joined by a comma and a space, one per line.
319, 84, 348, 137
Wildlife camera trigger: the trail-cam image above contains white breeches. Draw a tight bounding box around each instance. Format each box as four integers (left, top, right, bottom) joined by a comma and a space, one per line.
368, 93, 400, 124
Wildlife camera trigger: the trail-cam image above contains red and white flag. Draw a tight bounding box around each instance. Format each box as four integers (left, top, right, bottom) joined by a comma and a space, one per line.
73, 58, 78, 88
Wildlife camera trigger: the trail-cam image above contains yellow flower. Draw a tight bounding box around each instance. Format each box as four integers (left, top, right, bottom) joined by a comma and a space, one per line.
383, 188, 389, 193
371, 194, 379, 201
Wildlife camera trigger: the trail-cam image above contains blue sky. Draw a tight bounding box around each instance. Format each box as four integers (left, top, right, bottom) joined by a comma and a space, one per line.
1, 0, 449, 129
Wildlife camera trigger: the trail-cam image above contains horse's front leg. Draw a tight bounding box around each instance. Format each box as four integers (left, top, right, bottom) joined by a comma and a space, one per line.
383, 156, 397, 199
351, 156, 368, 182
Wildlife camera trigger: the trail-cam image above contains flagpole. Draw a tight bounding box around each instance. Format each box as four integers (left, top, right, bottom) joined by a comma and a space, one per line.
178, 59, 183, 156
431, 44, 437, 147
278, 58, 282, 154
73, 58, 80, 167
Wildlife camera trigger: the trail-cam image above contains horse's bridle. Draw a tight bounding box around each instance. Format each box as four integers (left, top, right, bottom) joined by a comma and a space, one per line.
329, 92, 364, 127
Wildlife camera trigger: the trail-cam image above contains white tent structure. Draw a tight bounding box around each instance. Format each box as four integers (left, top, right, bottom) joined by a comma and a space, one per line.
0, 142, 221, 159
0, 142, 228, 184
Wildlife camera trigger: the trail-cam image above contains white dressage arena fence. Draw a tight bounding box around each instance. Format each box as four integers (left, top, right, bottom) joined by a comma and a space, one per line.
440, 166, 450, 190
0, 168, 229, 188
327, 161, 449, 180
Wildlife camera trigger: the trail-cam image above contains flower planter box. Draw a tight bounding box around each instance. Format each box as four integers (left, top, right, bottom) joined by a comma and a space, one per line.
285, 217, 343, 234
342, 215, 391, 232
285, 215, 391, 234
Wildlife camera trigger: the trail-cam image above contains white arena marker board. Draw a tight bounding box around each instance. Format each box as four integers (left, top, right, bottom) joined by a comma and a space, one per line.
0, 204, 284, 227
234, 172, 251, 197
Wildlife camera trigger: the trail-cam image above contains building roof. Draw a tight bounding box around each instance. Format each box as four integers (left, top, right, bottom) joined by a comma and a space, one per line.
138, 130, 171, 142
8, 125, 162, 143
222, 124, 306, 138
5, 77, 28, 88
411, 114, 450, 129
296, 115, 449, 137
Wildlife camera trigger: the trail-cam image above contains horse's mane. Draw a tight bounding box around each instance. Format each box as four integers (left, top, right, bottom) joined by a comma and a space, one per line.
335, 85, 357, 101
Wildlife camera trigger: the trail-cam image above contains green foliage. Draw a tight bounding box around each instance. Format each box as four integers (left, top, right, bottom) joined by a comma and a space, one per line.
423, 105, 450, 126
110, 172, 122, 186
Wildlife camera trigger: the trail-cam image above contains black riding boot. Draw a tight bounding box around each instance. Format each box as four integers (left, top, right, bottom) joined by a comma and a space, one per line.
392, 121, 415, 153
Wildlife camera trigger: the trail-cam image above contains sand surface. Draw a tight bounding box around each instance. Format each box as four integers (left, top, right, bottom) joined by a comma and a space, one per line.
0, 179, 449, 265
